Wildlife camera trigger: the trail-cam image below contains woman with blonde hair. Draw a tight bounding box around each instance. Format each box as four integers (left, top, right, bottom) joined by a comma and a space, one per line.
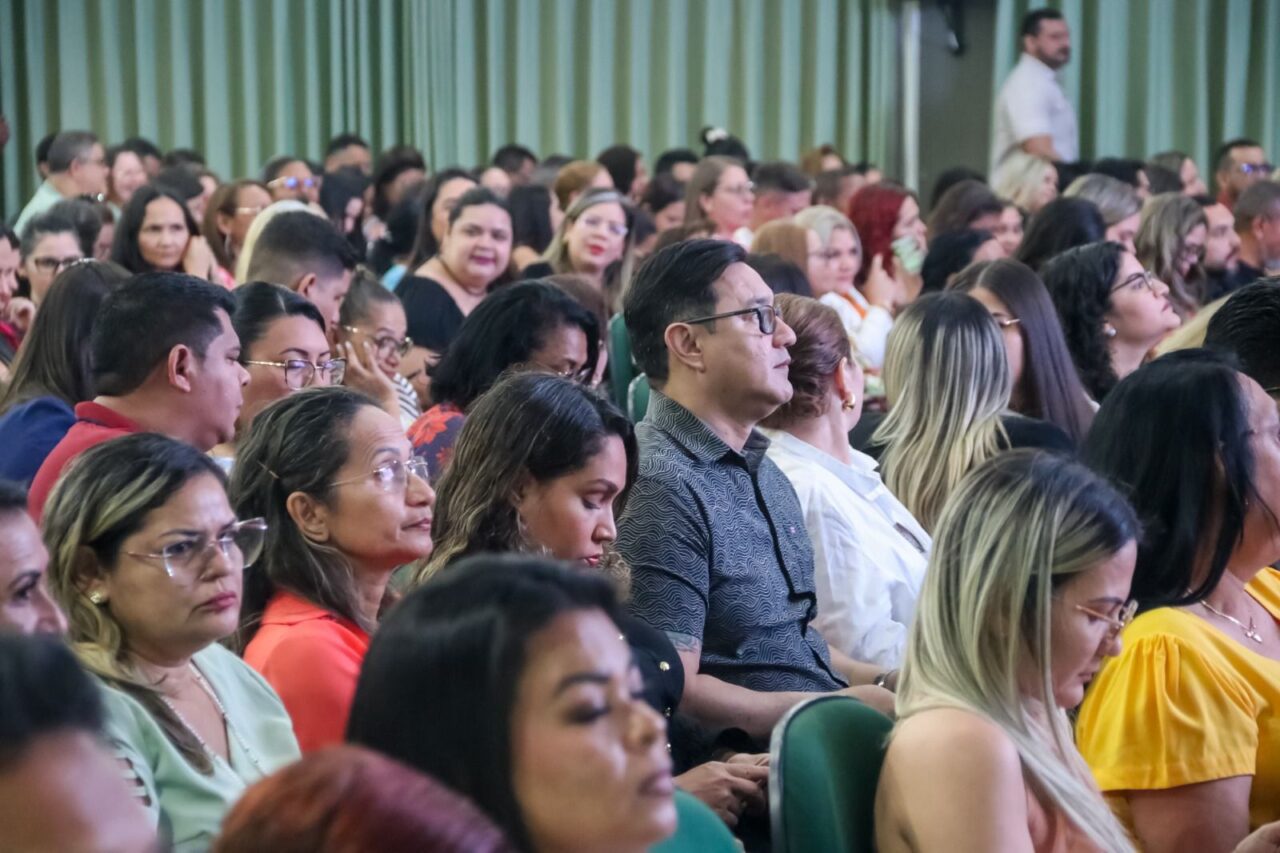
993, 151, 1059, 215
1135, 193, 1209, 319
684, 155, 754, 245
521, 188, 636, 310
1064, 174, 1142, 253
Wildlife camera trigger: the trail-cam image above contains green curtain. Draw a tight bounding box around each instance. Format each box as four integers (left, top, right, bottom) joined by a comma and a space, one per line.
0, 0, 901, 221
994, 0, 1280, 176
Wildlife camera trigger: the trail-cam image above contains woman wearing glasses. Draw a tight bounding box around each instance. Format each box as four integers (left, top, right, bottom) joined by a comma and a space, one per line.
261, 156, 319, 205
43, 433, 298, 851
229, 386, 435, 753
337, 271, 423, 428
684, 156, 755, 246
521, 189, 636, 310
201, 179, 272, 287
1136, 193, 1210, 320
1042, 242, 1181, 403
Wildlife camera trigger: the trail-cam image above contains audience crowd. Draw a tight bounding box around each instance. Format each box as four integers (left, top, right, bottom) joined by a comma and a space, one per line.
5, 8, 1280, 852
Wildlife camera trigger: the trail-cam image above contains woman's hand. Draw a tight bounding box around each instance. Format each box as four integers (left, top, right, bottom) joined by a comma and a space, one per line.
341, 340, 400, 418
6, 297, 36, 335
674, 761, 768, 827
862, 253, 898, 312
182, 236, 215, 279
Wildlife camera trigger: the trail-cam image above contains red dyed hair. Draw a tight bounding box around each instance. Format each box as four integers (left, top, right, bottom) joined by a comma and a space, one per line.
847, 183, 912, 286
214, 746, 514, 853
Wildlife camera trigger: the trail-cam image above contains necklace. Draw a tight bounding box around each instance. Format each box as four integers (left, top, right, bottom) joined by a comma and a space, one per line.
1200, 599, 1265, 644
159, 662, 267, 776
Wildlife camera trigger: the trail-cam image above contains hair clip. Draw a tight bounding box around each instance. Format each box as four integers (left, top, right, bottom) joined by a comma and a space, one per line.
256, 460, 281, 481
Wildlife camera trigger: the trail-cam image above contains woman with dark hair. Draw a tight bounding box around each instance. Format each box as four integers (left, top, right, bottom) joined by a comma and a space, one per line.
949, 259, 1095, 445
848, 183, 928, 308
368, 146, 428, 227
745, 253, 812, 296
230, 386, 435, 753
397, 186, 511, 358
507, 184, 559, 272
110, 185, 216, 280
105, 144, 148, 214
336, 270, 422, 428
640, 173, 686, 232
919, 229, 1004, 294
1150, 149, 1208, 197
1136, 193, 1209, 319
597, 144, 649, 201
1014, 197, 1106, 272
926, 179, 1005, 240
406, 281, 598, 473
1078, 350, 1280, 851
366, 182, 427, 287
201, 179, 272, 285
0, 261, 128, 483
404, 168, 478, 268
319, 167, 371, 260
993, 200, 1025, 256
700, 125, 751, 162
1042, 242, 1181, 401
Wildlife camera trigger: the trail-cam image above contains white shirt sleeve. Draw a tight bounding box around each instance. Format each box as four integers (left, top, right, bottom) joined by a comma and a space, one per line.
1003, 72, 1055, 142
852, 305, 894, 370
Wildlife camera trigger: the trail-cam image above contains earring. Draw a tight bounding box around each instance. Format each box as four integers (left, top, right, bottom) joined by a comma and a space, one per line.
842, 396, 858, 411
88, 591, 105, 605
1103, 325, 1117, 338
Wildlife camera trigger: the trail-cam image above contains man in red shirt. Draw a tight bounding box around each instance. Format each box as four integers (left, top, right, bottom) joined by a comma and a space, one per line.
29, 272, 248, 519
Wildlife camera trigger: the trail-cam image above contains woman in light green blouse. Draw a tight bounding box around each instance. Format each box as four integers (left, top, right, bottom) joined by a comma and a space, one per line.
44, 433, 299, 851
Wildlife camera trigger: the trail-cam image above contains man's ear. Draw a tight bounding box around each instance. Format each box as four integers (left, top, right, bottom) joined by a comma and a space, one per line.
294, 272, 319, 299
286, 491, 331, 543
663, 324, 708, 375
167, 344, 196, 393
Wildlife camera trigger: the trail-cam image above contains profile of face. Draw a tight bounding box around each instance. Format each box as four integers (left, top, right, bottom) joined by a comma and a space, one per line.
0, 729, 156, 852
511, 608, 677, 853
1104, 212, 1140, 255
188, 310, 251, 449
652, 200, 685, 232
806, 227, 861, 298
566, 201, 628, 275
1041, 539, 1136, 709
219, 184, 273, 256
1025, 18, 1071, 69
629, 157, 650, 201
993, 205, 1025, 256
0, 239, 21, 308
515, 436, 626, 567
1201, 203, 1240, 272
93, 222, 114, 261
291, 406, 435, 573
1180, 158, 1208, 197
969, 286, 1025, 393
399, 346, 438, 409
757, 190, 812, 227
1175, 223, 1207, 279
87, 473, 249, 659
700, 165, 754, 235
23, 231, 84, 305
137, 196, 191, 271
72, 143, 110, 197
342, 299, 409, 379
0, 511, 66, 635
528, 323, 590, 380
299, 269, 353, 334
1133, 170, 1151, 201
892, 196, 928, 252
1033, 165, 1059, 213
269, 161, 319, 204
240, 315, 334, 430
1232, 375, 1280, 570
108, 150, 147, 206
339, 196, 365, 237
1221, 146, 1269, 201
1105, 252, 1180, 353
479, 166, 512, 198
440, 203, 513, 290
430, 178, 479, 247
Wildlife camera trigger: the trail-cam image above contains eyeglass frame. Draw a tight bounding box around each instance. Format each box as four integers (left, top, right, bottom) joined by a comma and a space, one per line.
716, 180, 756, 197
243, 357, 348, 389
339, 325, 414, 357
680, 304, 781, 336
1110, 269, 1160, 294
1237, 162, 1276, 176
330, 456, 431, 492
124, 517, 268, 580
30, 255, 85, 273
268, 176, 318, 190
1073, 599, 1138, 641
576, 213, 629, 238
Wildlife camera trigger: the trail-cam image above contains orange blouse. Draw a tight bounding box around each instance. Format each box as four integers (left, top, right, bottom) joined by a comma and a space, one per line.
243, 591, 371, 753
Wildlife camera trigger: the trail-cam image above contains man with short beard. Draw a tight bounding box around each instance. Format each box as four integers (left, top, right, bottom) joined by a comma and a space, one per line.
992, 8, 1077, 173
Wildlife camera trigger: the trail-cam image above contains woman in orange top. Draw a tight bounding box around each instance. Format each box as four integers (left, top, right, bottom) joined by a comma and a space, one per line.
229, 387, 435, 751
1079, 350, 1280, 851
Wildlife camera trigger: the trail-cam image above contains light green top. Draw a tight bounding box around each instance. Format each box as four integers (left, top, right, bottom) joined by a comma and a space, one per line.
98, 643, 300, 852
13, 180, 66, 235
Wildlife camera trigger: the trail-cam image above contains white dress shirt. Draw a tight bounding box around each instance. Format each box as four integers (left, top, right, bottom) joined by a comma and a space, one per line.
819, 290, 894, 369
991, 52, 1078, 172
765, 430, 931, 668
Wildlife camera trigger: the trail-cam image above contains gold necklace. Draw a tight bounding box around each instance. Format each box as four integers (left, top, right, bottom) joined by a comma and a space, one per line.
1200, 599, 1264, 644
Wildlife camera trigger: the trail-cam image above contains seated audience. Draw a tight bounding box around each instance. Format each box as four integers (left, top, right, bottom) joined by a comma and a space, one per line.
684, 156, 755, 245
950, 259, 1095, 445
919, 228, 1004, 293
323, 133, 373, 174
0, 261, 128, 484
1136, 192, 1209, 318
876, 451, 1138, 853
738, 161, 813, 245
597, 144, 649, 201
1204, 280, 1280, 394
0, 481, 65, 634
552, 159, 613, 211
154, 164, 210, 223
367, 183, 427, 290
110, 185, 216, 280
1150, 149, 1208, 196
48, 196, 114, 261
1064, 173, 1143, 253
760, 295, 929, 669
366, 146, 427, 238
406, 168, 479, 272
491, 143, 538, 186
19, 210, 84, 305
1078, 350, 1280, 850
43, 434, 299, 849
202, 179, 272, 285
28, 272, 246, 519
1233, 180, 1280, 284
336, 271, 421, 428
242, 210, 358, 332
751, 220, 812, 278
523, 188, 635, 308
397, 186, 512, 356
1042, 242, 1181, 402
1215, 138, 1271, 208
640, 172, 686, 232
349, 556, 685, 853
508, 183, 560, 271
1014, 196, 1105, 272
812, 166, 866, 213
1197, 194, 1244, 300
261, 155, 319, 204
928, 167, 986, 210
407, 281, 597, 472
230, 387, 434, 752
14, 130, 108, 234
992, 151, 1058, 215
106, 143, 148, 214
926, 179, 1005, 240
849, 183, 928, 310
232, 199, 318, 282
616, 240, 892, 742
318, 167, 370, 259
745, 253, 813, 297
869, 291, 1070, 531
1091, 157, 1151, 199
0, 634, 155, 852
654, 147, 699, 183
214, 745, 514, 853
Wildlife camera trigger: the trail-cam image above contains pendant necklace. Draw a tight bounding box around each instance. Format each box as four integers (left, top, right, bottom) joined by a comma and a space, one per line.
1200, 599, 1265, 644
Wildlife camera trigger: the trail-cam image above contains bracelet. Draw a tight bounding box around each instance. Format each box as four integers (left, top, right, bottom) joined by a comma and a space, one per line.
873, 670, 898, 690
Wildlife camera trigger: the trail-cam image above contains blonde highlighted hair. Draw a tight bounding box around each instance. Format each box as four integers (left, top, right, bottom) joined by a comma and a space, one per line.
898, 450, 1138, 852
993, 152, 1056, 213
539, 188, 636, 312
873, 291, 1010, 530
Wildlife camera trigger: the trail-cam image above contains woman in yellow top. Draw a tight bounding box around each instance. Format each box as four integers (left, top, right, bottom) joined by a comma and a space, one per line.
1078, 349, 1280, 852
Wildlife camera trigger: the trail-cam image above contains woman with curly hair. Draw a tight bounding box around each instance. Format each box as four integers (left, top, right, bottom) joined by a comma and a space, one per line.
1135, 193, 1209, 319
1041, 242, 1181, 402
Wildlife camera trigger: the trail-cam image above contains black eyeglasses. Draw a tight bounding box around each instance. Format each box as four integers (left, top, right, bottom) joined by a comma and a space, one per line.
1110, 269, 1159, 294
681, 304, 781, 335
1238, 163, 1275, 177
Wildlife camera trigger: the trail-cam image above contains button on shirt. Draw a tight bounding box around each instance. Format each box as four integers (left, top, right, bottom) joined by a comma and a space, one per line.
764, 430, 930, 669
616, 391, 846, 694
992, 53, 1078, 172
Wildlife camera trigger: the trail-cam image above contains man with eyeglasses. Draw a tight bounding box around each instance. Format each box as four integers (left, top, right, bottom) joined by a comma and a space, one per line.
1233, 180, 1280, 286
1215, 138, 1274, 209
617, 239, 895, 760
261, 155, 320, 205
13, 131, 109, 235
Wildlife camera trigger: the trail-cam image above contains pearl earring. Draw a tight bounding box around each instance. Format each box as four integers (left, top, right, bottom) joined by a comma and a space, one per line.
1103, 325, 1117, 338
89, 591, 106, 605
842, 396, 858, 411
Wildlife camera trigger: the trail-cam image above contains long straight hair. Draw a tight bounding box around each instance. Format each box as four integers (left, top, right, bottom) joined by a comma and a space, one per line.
898, 451, 1138, 852
874, 291, 1011, 530
1135, 194, 1207, 318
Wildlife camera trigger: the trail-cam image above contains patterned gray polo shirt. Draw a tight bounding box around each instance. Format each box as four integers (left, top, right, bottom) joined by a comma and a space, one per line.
616, 391, 846, 694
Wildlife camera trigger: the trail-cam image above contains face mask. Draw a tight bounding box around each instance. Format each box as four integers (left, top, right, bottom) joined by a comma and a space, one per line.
891, 234, 925, 276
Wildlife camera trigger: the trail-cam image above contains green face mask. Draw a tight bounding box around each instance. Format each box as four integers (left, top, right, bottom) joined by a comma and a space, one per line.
891, 234, 925, 276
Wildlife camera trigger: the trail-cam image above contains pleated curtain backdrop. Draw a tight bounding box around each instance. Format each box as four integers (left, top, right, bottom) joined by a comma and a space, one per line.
994, 0, 1280, 175
0, 0, 902, 220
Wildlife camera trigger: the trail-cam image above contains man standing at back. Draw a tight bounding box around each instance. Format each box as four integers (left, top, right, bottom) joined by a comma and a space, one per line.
991, 8, 1077, 173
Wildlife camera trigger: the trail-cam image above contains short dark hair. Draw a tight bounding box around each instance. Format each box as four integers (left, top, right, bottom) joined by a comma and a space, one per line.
47, 198, 111, 257
320, 167, 372, 230
921, 229, 995, 294
348, 554, 623, 852
506, 184, 556, 254
338, 269, 400, 327
326, 133, 370, 156
244, 211, 357, 288
654, 148, 699, 177
34, 133, 56, 171
1215, 138, 1262, 174
1020, 7, 1065, 39
232, 282, 326, 357
118, 136, 163, 162
153, 165, 204, 201
928, 179, 1003, 238
0, 479, 27, 515
163, 148, 206, 168
746, 252, 813, 296
639, 173, 685, 217
491, 144, 537, 174
110, 185, 201, 273
0, 634, 103, 768
1041, 241, 1126, 400
406, 168, 478, 268
261, 155, 308, 184
596, 145, 643, 197
1143, 162, 1183, 195
91, 271, 236, 396
1014, 197, 1106, 272
370, 146, 428, 219
751, 161, 813, 195
428, 281, 600, 410
623, 238, 746, 382
0, 226, 16, 252
1233, 180, 1280, 231
46, 131, 99, 173
20, 211, 79, 259
929, 167, 987, 209
1090, 158, 1147, 190
1204, 280, 1280, 392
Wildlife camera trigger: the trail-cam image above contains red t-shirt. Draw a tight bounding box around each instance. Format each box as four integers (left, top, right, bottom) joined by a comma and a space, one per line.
243, 590, 371, 753
29, 401, 143, 522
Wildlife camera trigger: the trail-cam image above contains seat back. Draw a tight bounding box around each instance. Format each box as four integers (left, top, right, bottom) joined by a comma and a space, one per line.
650, 789, 738, 853
608, 313, 636, 410
769, 696, 894, 853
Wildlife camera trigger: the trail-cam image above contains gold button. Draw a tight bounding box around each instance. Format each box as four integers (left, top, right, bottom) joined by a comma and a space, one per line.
659, 661, 671, 672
